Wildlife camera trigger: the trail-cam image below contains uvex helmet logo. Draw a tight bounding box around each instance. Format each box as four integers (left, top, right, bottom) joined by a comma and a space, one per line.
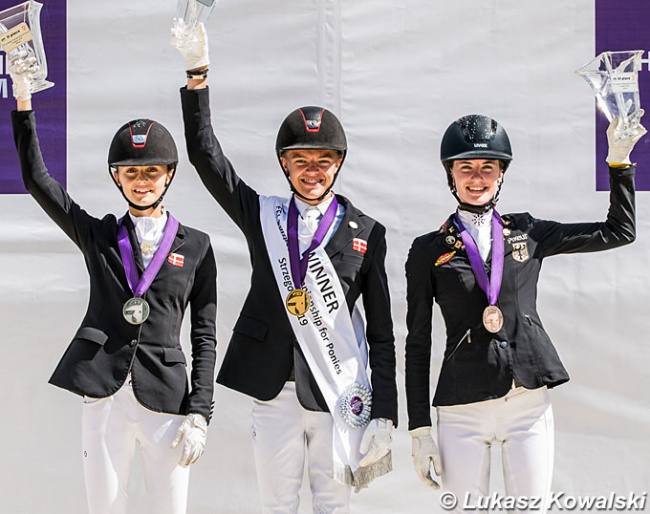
129, 120, 155, 149
300, 108, 324, 132
474, 143, 488, 148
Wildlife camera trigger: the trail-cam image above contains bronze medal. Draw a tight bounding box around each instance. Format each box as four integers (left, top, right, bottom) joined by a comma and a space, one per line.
482, 305, 503, 333
286, 289, 311, 316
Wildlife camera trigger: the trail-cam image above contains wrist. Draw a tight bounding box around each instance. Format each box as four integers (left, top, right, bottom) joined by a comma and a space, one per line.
409, 426, 432, 438
188, 413, 208, 427
608, 162, 632, 169
186, 66, 208, 79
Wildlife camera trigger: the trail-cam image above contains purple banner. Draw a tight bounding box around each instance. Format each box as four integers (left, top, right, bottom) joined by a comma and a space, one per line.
0, 0, 66, 194
595, 0, 649, 191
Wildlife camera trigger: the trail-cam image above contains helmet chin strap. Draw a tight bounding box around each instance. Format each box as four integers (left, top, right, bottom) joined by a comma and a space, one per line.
450, 176, 504, 214
124, 194, 165, 212
110, 167, 173, 214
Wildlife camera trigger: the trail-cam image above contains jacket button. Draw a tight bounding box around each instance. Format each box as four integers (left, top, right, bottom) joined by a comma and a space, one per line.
130, 339, 138, 347
499, 341, 509, 349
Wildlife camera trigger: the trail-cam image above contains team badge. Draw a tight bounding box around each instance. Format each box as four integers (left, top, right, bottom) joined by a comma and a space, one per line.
352, 238, 367, 254
512, 242, 529, 262
168, 253, 185, 267
435, 251, 456, 267
503, 228, 511, 237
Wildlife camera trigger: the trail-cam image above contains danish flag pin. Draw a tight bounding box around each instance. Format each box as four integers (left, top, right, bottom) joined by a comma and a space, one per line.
168, 253, 185, 267
352, 238, 367, 254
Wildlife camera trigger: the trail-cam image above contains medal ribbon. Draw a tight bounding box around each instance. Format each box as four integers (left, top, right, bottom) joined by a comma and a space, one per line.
117, 214, 180, 297
454, 210, 504, 306
287, 196, 339, 289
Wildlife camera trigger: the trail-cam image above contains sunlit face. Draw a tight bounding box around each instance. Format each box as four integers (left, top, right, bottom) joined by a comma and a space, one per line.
280, 149, 343, 205
112, 165, 174, 217
450, 159, 504, 206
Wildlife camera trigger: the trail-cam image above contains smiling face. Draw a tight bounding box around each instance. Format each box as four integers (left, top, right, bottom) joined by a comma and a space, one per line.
450, 159, 504, 206
112, 165, 174, 217
280, 149, 343, 204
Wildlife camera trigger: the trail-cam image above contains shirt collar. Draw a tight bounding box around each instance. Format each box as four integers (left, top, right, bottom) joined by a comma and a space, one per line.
293, 194, 336, 217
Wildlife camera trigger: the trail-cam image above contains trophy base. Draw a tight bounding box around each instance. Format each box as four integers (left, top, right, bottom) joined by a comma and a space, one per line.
30, 79, 54, 95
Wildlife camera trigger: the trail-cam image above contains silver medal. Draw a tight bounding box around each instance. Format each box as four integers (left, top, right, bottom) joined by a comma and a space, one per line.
338, 383, 372, 428
123, 297, 150, 325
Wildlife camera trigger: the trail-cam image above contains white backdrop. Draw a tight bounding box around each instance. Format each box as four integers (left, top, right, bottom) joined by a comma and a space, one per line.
0, 1, 649, 513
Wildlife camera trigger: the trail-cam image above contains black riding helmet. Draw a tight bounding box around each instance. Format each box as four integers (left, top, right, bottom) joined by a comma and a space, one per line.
441, 114, 512, 213
108, 119, 178, 211
275, 106, 347, 202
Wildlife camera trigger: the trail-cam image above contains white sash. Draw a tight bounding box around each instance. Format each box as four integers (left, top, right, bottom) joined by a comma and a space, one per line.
259, 195, 390, 490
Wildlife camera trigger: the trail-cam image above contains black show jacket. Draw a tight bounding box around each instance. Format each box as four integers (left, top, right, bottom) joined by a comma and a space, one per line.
180, 87, 397, 425
12, 110, 217, 420
405, 167, 635, 430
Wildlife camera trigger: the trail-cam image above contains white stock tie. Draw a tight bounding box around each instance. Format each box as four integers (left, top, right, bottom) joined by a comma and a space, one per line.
304, 207, 321, 234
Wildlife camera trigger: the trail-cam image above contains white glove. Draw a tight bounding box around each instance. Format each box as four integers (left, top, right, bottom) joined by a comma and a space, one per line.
171, 413, 208, 467
359, 418, 393, 467
170, 20, 209, 71
410, 426, 442, 490
605, 114, 647, 165
7, 48, 39, 101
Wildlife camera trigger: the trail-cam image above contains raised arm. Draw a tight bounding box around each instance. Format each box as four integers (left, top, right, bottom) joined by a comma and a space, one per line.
171, 22, 260, 232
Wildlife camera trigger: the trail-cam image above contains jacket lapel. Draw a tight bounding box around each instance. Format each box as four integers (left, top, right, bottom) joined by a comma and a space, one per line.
325, 195, 363, 257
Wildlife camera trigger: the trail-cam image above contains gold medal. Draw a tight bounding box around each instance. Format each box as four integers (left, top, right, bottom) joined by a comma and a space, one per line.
286, 289, 311, 316
483, 305, 503, 333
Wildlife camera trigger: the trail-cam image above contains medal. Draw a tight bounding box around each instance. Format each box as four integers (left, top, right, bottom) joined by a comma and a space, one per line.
482, 305, 503, 333
117, 214, 180, 326
123, 297, 150, 325
338, 383, 372, 428
286, 196, 338, 302
286, 289, 311, 316
455, 210, 505, 334
140, 241, 155, 256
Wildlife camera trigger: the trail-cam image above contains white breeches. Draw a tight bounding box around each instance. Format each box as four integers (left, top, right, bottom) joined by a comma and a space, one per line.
437, 386, 554, 514
252, 382, 351, 514
81, 379, 189, 514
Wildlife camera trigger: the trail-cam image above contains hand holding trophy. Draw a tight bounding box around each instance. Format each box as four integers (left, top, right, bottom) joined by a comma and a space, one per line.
170, 0, 216, 72
577, 50, 647, 165
0, 0, 54, 100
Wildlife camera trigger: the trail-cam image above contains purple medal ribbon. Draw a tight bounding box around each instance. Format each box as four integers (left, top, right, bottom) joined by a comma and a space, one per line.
117, 214, 180, 297
287, 196, 339, 289
454, 210, 504, 306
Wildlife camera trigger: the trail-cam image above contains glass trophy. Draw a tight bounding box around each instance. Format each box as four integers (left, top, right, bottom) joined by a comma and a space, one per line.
173, 0, 217, 39
0, 0, 54, 95
576, 50, 644, 134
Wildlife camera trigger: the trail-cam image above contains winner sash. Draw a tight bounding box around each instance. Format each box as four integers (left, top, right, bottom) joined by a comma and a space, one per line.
259, 195, 391, 490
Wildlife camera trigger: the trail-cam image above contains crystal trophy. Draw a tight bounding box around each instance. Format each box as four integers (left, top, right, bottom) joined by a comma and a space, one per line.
576, 50, 644, 135
0, 0, 54, 95
173, 0, 217, 40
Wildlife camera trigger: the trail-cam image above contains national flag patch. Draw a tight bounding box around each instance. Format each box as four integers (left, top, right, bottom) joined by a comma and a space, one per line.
352, 238, 367, 254
168, 253, 185, 267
